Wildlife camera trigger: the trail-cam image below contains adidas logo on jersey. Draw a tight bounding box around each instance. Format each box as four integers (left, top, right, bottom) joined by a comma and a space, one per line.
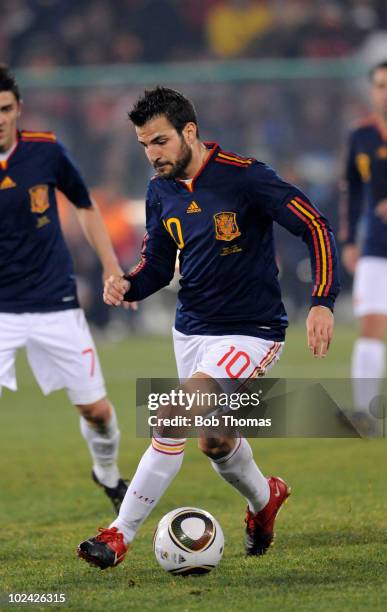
0, 176, 16, 189
186, 201, 202, 213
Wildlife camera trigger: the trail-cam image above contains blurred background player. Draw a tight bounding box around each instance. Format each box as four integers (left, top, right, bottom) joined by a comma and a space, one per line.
341, 60, 387, 426
77, 87, 339, 569
0, 64, 128, 512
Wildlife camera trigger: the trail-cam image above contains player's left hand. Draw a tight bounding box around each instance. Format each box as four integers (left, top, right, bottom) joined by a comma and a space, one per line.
306, 306, 334, 358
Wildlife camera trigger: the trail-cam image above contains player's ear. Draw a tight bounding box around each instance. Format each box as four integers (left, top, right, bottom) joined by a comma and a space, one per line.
183, 122, 197, 145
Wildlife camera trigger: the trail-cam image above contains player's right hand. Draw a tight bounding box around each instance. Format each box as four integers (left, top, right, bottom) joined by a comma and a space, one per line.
341, 244, 359, 275
103, 274, 131, 307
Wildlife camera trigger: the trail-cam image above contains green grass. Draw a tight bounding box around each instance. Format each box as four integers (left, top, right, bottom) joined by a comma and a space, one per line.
0, 327, 386, 611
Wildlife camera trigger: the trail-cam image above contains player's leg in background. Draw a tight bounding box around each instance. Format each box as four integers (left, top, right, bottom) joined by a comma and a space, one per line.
351, 257, 387, 418
25, 309, 126, 508
352, 314, 387, 412
77, 396, 122, 489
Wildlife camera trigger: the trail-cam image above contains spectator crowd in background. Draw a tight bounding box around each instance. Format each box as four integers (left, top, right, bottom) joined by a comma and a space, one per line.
2, 0, 387, 65
2, 0, 385, 332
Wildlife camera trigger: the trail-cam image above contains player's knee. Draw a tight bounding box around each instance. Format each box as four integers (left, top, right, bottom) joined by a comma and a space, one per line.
198, 437, 234, 460
76, 397, 111, 424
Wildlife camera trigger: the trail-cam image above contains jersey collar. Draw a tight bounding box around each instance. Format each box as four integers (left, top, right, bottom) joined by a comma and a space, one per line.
175, 141, 219, 192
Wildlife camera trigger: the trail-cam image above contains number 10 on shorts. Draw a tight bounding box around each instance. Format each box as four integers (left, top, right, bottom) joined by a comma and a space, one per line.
217, 346, 251, 379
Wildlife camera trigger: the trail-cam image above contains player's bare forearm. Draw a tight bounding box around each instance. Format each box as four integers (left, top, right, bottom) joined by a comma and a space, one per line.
75, 203, 121, 278
306, 306, 334, 358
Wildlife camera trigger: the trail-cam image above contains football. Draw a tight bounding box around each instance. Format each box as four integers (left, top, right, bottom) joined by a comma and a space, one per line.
153, 507, 224, 576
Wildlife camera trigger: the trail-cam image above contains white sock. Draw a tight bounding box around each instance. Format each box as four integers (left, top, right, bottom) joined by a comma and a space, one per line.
351, 338, 385, 412
80, 408, 121, 488
211, 437, 270, 513
110, 437, 185, 544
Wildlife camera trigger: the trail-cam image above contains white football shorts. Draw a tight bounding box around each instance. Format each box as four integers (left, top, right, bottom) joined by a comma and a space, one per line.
0, 308, 106, 404
173, 327, 284, 384
353, 256, 387, 317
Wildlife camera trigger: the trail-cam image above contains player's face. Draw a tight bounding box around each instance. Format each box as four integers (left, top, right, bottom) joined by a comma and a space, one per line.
371, 68, 387, 118
136, 115, 193, 179
0, 91, 20, 152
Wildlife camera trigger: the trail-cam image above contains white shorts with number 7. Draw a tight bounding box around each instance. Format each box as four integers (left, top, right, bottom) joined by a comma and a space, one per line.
0, 308, 106, 404
173, 327, 284, 383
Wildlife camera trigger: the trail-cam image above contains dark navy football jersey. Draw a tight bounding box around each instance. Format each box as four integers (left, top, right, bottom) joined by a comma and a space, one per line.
125, 143, 339, 341
342, 117, 387, 257
0, 130, 92, 313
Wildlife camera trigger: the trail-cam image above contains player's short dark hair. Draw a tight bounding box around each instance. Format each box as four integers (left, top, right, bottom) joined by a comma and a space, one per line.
129, 86, 199, 136
0, 64, 21, 101
369, 61, 387, 80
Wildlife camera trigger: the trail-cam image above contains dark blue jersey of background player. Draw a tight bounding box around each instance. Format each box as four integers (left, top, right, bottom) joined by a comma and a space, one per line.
125, 143, 339, 341
0, 130, 93, 313
342, 117, 387, 259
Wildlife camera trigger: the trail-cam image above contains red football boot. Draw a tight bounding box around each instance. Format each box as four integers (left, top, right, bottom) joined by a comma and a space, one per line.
77, 527, 128, 569
245, 476, 291, 556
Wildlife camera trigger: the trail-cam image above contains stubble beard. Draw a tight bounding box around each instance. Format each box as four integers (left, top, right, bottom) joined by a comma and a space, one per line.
154, 138, 192, 180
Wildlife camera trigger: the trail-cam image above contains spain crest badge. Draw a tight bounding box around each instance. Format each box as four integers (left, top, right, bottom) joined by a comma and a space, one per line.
29, 184, 50, 214
214, 212, 241, 241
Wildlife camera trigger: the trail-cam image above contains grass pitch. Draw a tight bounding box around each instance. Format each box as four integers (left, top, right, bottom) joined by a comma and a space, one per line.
1, 327, 386, 611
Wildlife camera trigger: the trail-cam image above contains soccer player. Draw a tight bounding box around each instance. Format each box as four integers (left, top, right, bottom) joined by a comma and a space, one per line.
341, 61, 387, 423
0, 65, 128, 512
78, 87, 339, 568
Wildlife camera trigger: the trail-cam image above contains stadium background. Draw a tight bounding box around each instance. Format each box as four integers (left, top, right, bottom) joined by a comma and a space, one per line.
1, 2, 387, 611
